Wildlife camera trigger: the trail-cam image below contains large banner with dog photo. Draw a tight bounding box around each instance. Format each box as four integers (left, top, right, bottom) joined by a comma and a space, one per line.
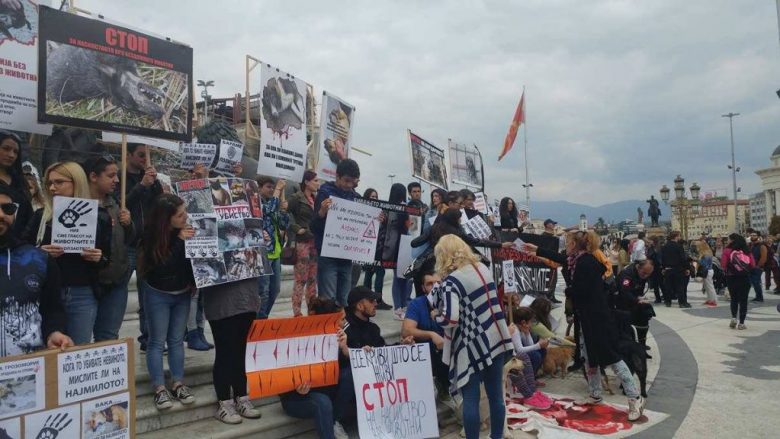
176, 178, 269, 288
37, 6, 193, 141
0, 339, 135, 439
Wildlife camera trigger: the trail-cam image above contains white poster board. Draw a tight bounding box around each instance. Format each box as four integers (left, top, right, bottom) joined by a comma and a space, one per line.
57, 343, 129, 405
101, 132, 179, 152
215, 139, 244, 175
349, 344, 439, 439
179, 142, 217, 170
473, 192, 489, 215
317, 91, 355, 181
256, 62, 307, 181
321, 198, 381, 264
502, 260, 517, 293
0, 0, 51, 135
395, 235, 415, 279
463, 215, 491, 241
51, 197, 98, 253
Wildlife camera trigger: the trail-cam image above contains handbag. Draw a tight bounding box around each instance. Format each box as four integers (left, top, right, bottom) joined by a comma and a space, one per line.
281, 235, 297, 266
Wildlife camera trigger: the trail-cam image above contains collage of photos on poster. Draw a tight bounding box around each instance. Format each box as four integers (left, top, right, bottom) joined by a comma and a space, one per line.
176, 178, 270, 288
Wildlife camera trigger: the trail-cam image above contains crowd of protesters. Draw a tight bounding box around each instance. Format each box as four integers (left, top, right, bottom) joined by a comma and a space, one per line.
2, 129, 777, 438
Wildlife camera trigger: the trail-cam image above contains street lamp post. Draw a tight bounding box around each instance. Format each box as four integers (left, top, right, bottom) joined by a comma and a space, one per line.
722, 112, 740, 232
388, 174, 396, 185
660, 175, 700, 240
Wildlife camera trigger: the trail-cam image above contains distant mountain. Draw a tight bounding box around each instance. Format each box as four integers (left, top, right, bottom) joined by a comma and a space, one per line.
529, 199, 650, 227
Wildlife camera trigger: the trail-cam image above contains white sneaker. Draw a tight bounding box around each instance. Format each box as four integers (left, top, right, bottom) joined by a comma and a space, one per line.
729, 318, 737, 329
574, 394, 603, 406
235, 396, 262, 419
216, 400, 242, 424
393, 308, 405, 321
333, 421, 348, 439
628, 396, 646, 422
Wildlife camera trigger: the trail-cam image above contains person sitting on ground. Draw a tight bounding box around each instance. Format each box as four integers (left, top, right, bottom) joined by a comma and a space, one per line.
505, 305, 553, 409
529, 297, 575, 347
508, 306, 548, 376
279, 297, 349, 439
402, 260, 457, 411
0, 185, 73, 357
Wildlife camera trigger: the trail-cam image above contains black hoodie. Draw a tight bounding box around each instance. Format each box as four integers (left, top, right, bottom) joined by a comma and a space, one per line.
0, 132, 33, 236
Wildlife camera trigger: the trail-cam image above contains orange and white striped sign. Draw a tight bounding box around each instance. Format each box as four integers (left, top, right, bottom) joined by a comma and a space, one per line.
245, 313, 342, 398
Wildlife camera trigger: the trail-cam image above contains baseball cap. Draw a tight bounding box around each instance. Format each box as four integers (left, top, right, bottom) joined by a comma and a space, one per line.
347, 286, 381, 308
544, 219, 557, 226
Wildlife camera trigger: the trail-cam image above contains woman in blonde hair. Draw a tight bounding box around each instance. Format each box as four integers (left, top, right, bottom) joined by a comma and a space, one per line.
22, 161, 112, 345
431, 234, 512, 439
695, 240, 717, 306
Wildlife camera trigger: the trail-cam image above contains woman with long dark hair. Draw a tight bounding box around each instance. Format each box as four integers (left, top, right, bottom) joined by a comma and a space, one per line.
721, 233, 754, 330
0, 131, 33, 235
138, 194, 197, 410
498, 197, 520, 232
422, 188, 447, 234
360, 188, 392, 310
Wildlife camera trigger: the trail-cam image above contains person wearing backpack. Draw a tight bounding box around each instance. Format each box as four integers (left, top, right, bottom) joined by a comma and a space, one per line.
721, 233, 755, 330
747, 230, 766, 303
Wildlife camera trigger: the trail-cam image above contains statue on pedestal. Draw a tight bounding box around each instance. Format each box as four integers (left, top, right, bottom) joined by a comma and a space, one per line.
647, 196, 661, 227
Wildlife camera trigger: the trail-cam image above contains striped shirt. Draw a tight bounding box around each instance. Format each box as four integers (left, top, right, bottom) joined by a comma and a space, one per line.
434, 263, 512, 394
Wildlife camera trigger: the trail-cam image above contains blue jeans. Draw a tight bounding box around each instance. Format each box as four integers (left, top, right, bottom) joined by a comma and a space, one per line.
749, 269, 764, 300
127, 246, 149, 346
257, 257, 282, 319
63, 286, 98, 345
94, 279, 129, 342
187, 290, 205, 331
333, 366, 355, 422
391, 276, 412, 310
527, 349, 546, 374
280, 391, 336, 439
142, 281, 190, 387
461, 352, 506, 439
317, 256, 352, 307
363, 266, 385, 293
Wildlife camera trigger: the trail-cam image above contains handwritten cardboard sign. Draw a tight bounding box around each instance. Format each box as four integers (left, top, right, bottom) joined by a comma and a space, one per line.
51, 196, 98, 253
350, 344, 439, 439
321, 198, 381, 264
245, 314, 342, 398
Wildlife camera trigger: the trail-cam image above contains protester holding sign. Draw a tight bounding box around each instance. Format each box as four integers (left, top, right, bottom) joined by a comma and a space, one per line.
124, 143, 163, 352
287, 170, 320, 316
431, 235, 513, 439
22, 161, 111, 345
137, 194, 197, 410
0, 185, 74, 357
312, 159, 362, 306
0, 130, 33, 235
83, 156, 134, 342
256, 176, 290, 318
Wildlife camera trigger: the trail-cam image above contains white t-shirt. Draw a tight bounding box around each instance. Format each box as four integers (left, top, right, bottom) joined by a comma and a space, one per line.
631, 239, 646, 262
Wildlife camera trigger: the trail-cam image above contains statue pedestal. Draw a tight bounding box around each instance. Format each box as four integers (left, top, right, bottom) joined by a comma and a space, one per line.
645, 226, 666, 239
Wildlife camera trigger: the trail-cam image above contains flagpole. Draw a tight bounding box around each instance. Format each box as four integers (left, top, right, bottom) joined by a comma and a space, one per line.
522, 85, 530, 209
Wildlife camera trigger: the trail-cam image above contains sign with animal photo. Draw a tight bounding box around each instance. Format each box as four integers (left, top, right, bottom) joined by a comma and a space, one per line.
256, 62, 307, 182
317, 91, 355, 181
448, 140, 482, 189
51, 196, 98, 253
0, 339, 135, 439
355, 197, 422, 269
37, 6, 193, 141
408, 130, 447, 189
0, 0, 51, 135
214, 139, 244, 175
349, 344, 439, 439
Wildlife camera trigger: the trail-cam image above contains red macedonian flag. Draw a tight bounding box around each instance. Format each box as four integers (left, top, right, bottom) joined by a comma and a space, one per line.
498, 91, 525, 161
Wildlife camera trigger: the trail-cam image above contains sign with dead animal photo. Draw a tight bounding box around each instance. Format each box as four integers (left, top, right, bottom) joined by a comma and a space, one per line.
256, 62, 307, 182
316, 91, 355, 181
408, 130, 447, 189
37, 6, 193, 141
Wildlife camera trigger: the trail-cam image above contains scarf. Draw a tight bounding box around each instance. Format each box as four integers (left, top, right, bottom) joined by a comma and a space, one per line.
567, 251, 585, 278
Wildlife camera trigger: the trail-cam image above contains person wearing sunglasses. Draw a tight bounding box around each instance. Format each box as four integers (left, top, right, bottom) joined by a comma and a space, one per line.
22, 161, 112, 346
0, 185, 74, 358
0, 130, 34, 236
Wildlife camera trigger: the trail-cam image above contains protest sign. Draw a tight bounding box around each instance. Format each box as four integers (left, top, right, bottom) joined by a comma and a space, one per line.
51, 196, 98, 253
245, 314, 341, 398
350, 344, 439, 439
37, 6, 193, 141
0, 339, 135, 437
395, 235, 415, 278
502, 260, 517, 293
492, 232, 560, 297
176, 178, 269, 287
463, 215, 492, 241
408, 130, 447, 189
179, 142, 217, 170
0, 0, 51, 135
215, 139, 244, 175
317, 91, 355, 181
448, 140, 483, 189
473, 192, 489, 215
321, 198, 381, 264
355, 198, 422, 269
256, 62, 307, 181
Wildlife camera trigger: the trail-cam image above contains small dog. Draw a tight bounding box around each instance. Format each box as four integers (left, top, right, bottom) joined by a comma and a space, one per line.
541, 346, 574, 378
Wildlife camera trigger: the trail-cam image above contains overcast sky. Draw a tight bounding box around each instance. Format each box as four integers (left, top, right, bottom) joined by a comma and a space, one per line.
80, 0, 780, 206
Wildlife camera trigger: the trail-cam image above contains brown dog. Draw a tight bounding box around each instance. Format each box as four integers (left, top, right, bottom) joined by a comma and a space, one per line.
541, 346, 574, 378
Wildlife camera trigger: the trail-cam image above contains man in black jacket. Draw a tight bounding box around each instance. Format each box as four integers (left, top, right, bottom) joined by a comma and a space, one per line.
124, 143, 162, 350
661, 231, 691, 308
0, 186, 73, 357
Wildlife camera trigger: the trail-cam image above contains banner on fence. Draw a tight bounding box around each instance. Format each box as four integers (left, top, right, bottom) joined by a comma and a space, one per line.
245, 314, 342, 398
492, 232, 560, 297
